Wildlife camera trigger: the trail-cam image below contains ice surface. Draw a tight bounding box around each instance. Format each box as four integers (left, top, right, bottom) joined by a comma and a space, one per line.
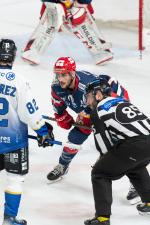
0, 1, 150, 225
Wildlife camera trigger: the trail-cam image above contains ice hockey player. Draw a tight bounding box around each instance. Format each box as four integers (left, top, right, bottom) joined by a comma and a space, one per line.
47, 56, 128, 182
0, 39, 54, 225
22, 0, 113, 65
84, 78, 150, 225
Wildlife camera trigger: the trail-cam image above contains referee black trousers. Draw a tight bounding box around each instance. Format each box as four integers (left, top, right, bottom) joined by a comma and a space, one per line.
91, 135, 150, 216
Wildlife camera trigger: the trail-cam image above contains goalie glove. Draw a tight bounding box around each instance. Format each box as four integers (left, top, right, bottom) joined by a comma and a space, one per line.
66, 6, 87, 26
36, 122, 54, 147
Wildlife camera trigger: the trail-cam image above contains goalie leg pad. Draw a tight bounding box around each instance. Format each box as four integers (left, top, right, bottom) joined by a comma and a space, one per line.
45, 3, 65, 30
66, 6, 113, 65
87, 3, 94, 14
40, 3, 46, 18
22, 3, 65, 64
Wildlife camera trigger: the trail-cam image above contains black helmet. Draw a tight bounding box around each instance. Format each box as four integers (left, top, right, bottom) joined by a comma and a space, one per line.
85, 76, 111, 97
0, 39, 17, 64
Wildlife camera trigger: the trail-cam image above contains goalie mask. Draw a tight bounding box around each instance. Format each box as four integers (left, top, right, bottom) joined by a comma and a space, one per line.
0, 39, 17, 65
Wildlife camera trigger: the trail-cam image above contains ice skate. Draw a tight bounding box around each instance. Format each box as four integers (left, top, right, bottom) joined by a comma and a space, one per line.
22, 48, 40, 65
93, 50, 113, 65
2, 215, 27, 225
84, 217, 110, 225
137, 203, 150, 215
126, 184, 141, 205
47, 164, 69, 183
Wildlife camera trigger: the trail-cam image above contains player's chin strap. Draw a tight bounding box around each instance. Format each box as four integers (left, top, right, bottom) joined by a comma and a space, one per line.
28, 134, 81, 150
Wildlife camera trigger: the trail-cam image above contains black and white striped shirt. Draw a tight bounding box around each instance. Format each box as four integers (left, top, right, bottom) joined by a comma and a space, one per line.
91, 97, 150, 155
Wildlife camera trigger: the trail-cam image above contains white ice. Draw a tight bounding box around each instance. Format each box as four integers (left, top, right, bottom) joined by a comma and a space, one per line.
0, 0, 150, 225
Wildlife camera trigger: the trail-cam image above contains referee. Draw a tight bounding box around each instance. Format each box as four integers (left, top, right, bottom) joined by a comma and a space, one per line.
84, 77, 150, 225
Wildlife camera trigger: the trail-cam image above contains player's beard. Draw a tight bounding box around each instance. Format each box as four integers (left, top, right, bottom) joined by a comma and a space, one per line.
60, 77, 75, 90
88, 96, 98, 110
90, 100, 98, 110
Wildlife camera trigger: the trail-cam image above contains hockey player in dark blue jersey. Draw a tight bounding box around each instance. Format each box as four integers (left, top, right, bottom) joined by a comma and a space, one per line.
47, 56, 129, 182
0, 39, 54, 225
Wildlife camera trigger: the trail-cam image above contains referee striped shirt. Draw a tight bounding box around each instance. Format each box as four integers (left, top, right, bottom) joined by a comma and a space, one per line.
91, 97, 150, 155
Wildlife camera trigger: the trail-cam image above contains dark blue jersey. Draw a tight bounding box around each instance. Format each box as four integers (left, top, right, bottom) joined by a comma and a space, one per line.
51, 71, 97, 115
51, 71, 129, 116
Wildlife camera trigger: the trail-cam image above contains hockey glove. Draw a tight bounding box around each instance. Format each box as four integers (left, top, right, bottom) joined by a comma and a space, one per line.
54, 110, 74, 130
37, 122, 54, 147
76, 112, 92, 135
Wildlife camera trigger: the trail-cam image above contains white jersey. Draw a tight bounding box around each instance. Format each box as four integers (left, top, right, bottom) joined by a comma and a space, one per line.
0, 68, 45, 153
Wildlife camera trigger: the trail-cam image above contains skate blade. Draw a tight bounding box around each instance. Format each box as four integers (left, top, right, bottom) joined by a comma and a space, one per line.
129, 196, 141, 205
21, 56, 39, 65
96, 56, 113, 65
138, 211, 150, 216
47, 176, 64, 185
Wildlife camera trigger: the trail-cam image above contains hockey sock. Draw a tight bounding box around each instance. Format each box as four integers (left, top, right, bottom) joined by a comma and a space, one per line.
4, 191, 21, 217
59, 146, 78, 166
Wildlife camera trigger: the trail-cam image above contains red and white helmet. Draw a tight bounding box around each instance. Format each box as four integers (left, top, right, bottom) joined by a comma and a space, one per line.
53, 57, 76, 75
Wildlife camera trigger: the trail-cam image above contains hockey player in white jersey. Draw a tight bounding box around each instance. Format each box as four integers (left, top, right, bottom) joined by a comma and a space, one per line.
0, 39, 54, 225
22, 0, 113, 65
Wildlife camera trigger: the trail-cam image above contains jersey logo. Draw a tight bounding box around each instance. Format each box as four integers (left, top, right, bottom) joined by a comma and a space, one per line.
6, 72, 15, 81
0, 72, 5, 77
98, 98, 125, 111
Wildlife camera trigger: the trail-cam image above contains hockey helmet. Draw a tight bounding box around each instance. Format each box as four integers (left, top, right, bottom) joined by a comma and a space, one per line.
85, 76, 111, 97
0, 39, 17, 64
53, 57, 76, 75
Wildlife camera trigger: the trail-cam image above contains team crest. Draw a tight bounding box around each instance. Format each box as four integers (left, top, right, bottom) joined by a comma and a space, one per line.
6, 72, 15, 81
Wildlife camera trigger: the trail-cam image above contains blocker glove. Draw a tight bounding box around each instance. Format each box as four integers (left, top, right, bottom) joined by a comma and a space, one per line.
54, 110, 74, 130
37, 122, 54, 147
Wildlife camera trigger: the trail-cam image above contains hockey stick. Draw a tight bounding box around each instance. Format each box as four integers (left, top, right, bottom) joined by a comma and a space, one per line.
42, 115, 93, 130
28, 134, 81, 150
